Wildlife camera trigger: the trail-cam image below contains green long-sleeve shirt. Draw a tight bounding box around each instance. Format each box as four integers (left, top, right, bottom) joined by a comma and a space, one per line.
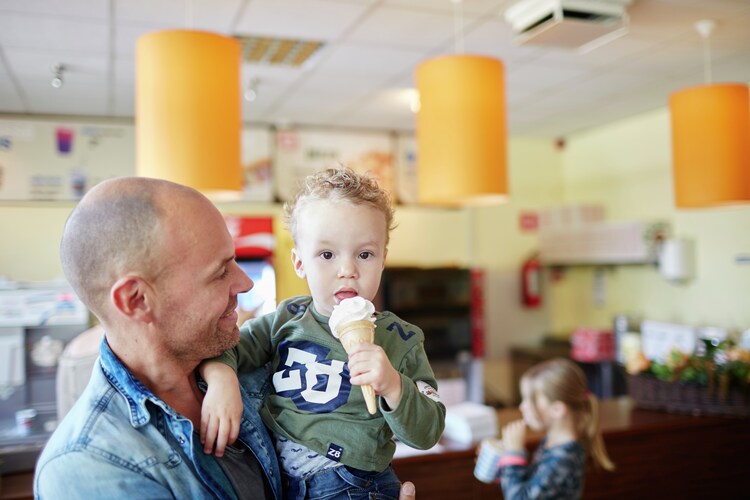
215, 295, 446, 472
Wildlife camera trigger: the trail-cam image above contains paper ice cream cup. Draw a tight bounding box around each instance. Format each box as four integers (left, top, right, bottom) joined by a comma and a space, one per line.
474, 438, 504, 484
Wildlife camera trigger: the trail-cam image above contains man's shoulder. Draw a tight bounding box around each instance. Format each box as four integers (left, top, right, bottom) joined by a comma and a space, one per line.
37, 366, 132, 473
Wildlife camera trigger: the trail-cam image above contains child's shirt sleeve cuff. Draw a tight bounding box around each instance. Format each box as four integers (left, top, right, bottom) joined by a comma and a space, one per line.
498, 451, 528, 468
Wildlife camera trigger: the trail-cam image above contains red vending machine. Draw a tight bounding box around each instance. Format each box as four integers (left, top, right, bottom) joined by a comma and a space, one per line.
224, 216, 277, 318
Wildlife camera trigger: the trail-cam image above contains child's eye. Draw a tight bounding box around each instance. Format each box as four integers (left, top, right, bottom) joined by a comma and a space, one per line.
359, 251, 373, 260
321, 251, 334, 260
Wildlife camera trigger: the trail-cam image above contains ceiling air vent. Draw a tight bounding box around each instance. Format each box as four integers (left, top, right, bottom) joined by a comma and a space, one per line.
234, 35, 325, 67
504, 0, 631, 53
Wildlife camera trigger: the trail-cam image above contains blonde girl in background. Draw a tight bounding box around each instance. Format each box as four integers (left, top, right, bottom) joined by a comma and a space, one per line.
498, 358, 615, 499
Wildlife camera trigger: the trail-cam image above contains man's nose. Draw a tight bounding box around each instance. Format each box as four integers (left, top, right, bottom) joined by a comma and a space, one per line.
233, 262, 254, 293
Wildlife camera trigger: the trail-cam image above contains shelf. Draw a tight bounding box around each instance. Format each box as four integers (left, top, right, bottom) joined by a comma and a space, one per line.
542, 259, 658, 268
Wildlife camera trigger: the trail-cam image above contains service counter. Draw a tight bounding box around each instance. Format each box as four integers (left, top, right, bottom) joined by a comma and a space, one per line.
393, 397, 750, 499
4, 397, 749, 499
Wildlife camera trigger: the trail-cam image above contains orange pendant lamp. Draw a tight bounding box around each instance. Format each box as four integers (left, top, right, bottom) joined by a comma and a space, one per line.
669, 20, 750, 208
415, 54, 508, 207
136, 30, 243, 200
670, 84, 750, 207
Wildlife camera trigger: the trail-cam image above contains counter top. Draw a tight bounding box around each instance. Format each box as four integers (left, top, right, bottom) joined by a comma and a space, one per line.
393, 397, 750, 498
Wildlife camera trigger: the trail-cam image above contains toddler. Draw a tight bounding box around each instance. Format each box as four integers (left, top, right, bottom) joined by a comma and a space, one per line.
200, 167, 445, 499
498, 358, 614, 499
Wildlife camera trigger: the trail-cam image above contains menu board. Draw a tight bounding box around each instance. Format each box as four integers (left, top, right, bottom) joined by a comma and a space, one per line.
274, 128, 395, 202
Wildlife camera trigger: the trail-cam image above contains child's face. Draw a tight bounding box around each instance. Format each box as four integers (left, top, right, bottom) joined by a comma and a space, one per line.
291, 199, 387, 317
519, 380, 551, 432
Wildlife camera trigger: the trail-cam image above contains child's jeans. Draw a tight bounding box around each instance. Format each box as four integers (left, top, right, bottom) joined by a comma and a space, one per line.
283, 464, 401, 499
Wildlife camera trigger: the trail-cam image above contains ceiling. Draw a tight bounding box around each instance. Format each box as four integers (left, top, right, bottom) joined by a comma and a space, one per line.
0, 0, 749, 138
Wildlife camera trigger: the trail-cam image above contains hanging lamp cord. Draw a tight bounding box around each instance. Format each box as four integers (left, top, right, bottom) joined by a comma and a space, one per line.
453, 0, 464, 54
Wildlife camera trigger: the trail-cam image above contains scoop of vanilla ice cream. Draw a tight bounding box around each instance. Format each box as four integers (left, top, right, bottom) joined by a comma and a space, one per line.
328, 296, 376, 338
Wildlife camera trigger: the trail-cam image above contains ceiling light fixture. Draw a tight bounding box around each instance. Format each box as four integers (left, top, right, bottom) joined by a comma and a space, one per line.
244, 78, 260, 102
669, 19, 750, 208
415, 0, 508, 206
50, 63, 65, 88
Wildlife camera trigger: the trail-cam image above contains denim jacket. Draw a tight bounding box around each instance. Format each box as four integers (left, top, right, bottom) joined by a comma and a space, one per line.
34, 339, 282, 499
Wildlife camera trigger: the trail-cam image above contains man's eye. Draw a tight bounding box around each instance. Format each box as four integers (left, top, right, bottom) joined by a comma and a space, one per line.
321, 251, 334, 260
359, 251, 373, 260
218, 268, 229, 279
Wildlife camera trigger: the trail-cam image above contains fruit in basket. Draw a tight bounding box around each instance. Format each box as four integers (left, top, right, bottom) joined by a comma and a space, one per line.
625, 351, 650, 375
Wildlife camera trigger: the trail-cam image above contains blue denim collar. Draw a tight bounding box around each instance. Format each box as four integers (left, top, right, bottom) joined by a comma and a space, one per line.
98, 336, 183, 428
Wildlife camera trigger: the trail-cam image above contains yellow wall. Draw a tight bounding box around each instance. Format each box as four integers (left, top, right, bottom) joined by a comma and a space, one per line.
0, 193, 474, 304
0, 201, 74, 282
550, 108, 750, 333
472, 137, 565, 357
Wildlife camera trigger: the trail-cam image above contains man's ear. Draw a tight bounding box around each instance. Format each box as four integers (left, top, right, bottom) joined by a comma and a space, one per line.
110, 276, 154, 323
291, 248, 306, 279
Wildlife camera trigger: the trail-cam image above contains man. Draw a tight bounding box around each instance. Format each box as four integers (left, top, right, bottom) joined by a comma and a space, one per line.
34, 177, 416, 499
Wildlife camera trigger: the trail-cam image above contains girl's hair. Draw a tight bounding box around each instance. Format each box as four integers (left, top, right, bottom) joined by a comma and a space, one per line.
522, 358, 615, 471
282, 166, 396, 246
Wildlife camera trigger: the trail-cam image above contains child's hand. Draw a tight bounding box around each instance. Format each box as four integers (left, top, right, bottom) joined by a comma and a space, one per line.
502, 419, 527, 453
199, 362, 243, 457
347, 342, 402, 409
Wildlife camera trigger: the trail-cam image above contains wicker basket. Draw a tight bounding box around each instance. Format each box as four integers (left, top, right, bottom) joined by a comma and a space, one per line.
627, 374, 750, 417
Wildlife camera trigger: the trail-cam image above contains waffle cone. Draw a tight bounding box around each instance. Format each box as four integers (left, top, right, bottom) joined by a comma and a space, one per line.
337, 320, 375, 351
337, 320, 377, 414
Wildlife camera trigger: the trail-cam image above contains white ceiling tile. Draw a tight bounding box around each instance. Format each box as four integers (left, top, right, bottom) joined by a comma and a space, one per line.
235, 0, 373, 41
116, 0, 244, 32
384, 0, 510, 16
24, 81, 108, 115
461, 18, 542, 64
346, 5, 454, 49
507, 62, 588, 92
4, 48, 107, 80
0, 0, 109, 19
113, 80, 135, 117
0, 81, 24, 112
115, 22, 180, 58
315, 43, 426, 80
339, 86, 415, 121
0, 13, 108, 54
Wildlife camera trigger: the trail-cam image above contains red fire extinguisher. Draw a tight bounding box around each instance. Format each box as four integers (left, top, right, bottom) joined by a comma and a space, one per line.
521, 253, 542, 308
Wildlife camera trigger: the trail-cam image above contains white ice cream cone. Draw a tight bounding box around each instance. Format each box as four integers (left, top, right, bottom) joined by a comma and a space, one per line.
338, 320, 377, 415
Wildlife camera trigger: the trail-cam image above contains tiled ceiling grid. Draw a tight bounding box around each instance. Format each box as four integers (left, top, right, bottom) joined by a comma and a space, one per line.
0, 0, 749, 138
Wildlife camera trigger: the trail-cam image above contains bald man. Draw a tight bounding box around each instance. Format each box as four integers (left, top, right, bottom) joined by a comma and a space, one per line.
34, 177, 416, 500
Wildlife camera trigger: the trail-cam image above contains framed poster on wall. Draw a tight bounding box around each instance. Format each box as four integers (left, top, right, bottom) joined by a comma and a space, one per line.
241, 125, 273, 202
274, 128, 395, 202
